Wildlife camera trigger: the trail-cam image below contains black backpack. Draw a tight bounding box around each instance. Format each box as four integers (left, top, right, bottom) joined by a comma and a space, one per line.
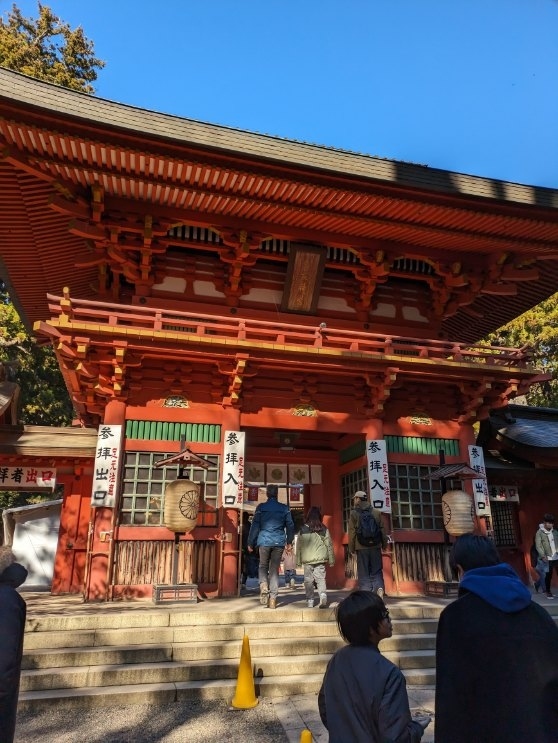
356, 508, 382, 547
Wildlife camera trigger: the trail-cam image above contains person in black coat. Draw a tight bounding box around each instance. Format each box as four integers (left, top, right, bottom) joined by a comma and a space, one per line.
435, 534, 558, 743
0, 546, 28, 743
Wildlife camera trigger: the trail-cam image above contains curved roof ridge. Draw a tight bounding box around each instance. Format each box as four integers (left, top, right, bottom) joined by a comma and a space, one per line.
2, 67, 558, 207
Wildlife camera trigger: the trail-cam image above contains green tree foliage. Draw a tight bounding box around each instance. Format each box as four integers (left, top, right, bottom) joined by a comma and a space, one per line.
485, 292, 558, 408
0, 2, 104, 92
0, 282, 73, 425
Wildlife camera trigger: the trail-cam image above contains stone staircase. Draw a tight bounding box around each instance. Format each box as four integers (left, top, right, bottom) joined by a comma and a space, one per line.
19, 596, 441, 711
19, 593, 558, 711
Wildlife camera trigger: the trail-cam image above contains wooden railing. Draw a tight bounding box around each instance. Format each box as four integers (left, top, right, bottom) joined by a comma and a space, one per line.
47, 290, 534, 369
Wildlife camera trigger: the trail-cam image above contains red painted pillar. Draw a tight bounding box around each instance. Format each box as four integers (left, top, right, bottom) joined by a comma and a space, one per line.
85, 399, 126, 601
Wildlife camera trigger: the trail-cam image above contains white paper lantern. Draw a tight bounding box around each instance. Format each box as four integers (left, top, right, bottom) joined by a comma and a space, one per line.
441, 490, 475, 536
163, 479, 200, 533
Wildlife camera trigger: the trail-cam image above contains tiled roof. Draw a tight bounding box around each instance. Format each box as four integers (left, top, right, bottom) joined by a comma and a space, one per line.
498, 420, 558, 449
2, 67, 558, 207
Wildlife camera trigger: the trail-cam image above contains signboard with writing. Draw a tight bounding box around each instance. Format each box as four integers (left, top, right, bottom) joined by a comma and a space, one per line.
365, 439, 392, 514
222, 430, 245, 507
91, 425, 124, 509
468, 445, 492, 517
0, 466, 56, 490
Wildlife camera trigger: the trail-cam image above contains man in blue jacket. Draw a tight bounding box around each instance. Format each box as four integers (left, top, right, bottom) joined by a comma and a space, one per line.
435, 534, 558, 743
247, 484, 294, 609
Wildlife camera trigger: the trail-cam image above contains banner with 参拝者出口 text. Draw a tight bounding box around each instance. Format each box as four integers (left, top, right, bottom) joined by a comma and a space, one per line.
0, 465, 56, 490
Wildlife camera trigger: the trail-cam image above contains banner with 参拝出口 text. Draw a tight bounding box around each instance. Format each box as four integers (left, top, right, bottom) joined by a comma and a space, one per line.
91, 425, 124, 508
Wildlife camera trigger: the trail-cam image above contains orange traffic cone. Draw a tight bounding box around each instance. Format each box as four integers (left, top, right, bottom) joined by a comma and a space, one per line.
231, 634, 258, 709
300, 730, 313, 742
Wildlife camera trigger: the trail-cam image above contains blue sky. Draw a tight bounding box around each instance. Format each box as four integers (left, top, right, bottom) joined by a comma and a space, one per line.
5, 0, 558, 188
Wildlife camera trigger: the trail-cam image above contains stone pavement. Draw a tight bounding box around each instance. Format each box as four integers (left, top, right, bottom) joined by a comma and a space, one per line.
14, 691, 434, 742
272, 688, 435, 743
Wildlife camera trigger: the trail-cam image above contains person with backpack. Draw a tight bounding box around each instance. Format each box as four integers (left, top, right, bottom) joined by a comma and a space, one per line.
348, 490, 387, 597
296, 506, 335, 608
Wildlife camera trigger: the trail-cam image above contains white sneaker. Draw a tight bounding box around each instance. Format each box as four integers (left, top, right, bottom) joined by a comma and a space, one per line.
290, 578, 296, 589
377, 587, 385, 599
319, 593, 328, 608
307, 599, 314, 608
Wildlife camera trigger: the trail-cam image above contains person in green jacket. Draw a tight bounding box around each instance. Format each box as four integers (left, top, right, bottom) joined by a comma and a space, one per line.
296, 506, 335, 608
535, 513, 558, 598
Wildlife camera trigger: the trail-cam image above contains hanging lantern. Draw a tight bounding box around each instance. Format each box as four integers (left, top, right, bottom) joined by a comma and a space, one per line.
163, 479, 201, 533
441, 490, 475, 536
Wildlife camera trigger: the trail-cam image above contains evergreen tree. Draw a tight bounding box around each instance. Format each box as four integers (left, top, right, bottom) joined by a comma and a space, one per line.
0, 282, 74, 425
485, 293, 558, 408
0, 2, 104, 92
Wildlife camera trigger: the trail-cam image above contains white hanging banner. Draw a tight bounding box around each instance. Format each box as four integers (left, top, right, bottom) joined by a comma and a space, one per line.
365, 439, 392, 513
0, 465, 56, 490
222, 430, 245, 507
468, 445, 492, 517
91, 424, 124, 509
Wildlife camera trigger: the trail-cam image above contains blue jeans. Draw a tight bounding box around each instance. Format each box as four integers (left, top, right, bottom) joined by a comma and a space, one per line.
356, 547, 384, 592
258, 546, 283, 598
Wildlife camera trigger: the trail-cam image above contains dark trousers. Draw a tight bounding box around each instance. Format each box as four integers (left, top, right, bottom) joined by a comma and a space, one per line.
545, 559, 558, 594
356, 547, 384, 592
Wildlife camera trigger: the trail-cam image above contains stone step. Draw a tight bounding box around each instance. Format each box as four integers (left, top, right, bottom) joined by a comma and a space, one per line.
22, 644, 174, 670
24, 606, 339, 633
22, 631, 436, 671
22, 616, 441, 650
20, 657, 327, 693
23, 603, 445, 634
22, 631, 437, 671
20, 649, 436, 694
18, 668, 437, 712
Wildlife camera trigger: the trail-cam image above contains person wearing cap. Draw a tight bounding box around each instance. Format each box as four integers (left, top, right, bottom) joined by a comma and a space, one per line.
348, 490, 387, 597
0, 546, 28, 743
